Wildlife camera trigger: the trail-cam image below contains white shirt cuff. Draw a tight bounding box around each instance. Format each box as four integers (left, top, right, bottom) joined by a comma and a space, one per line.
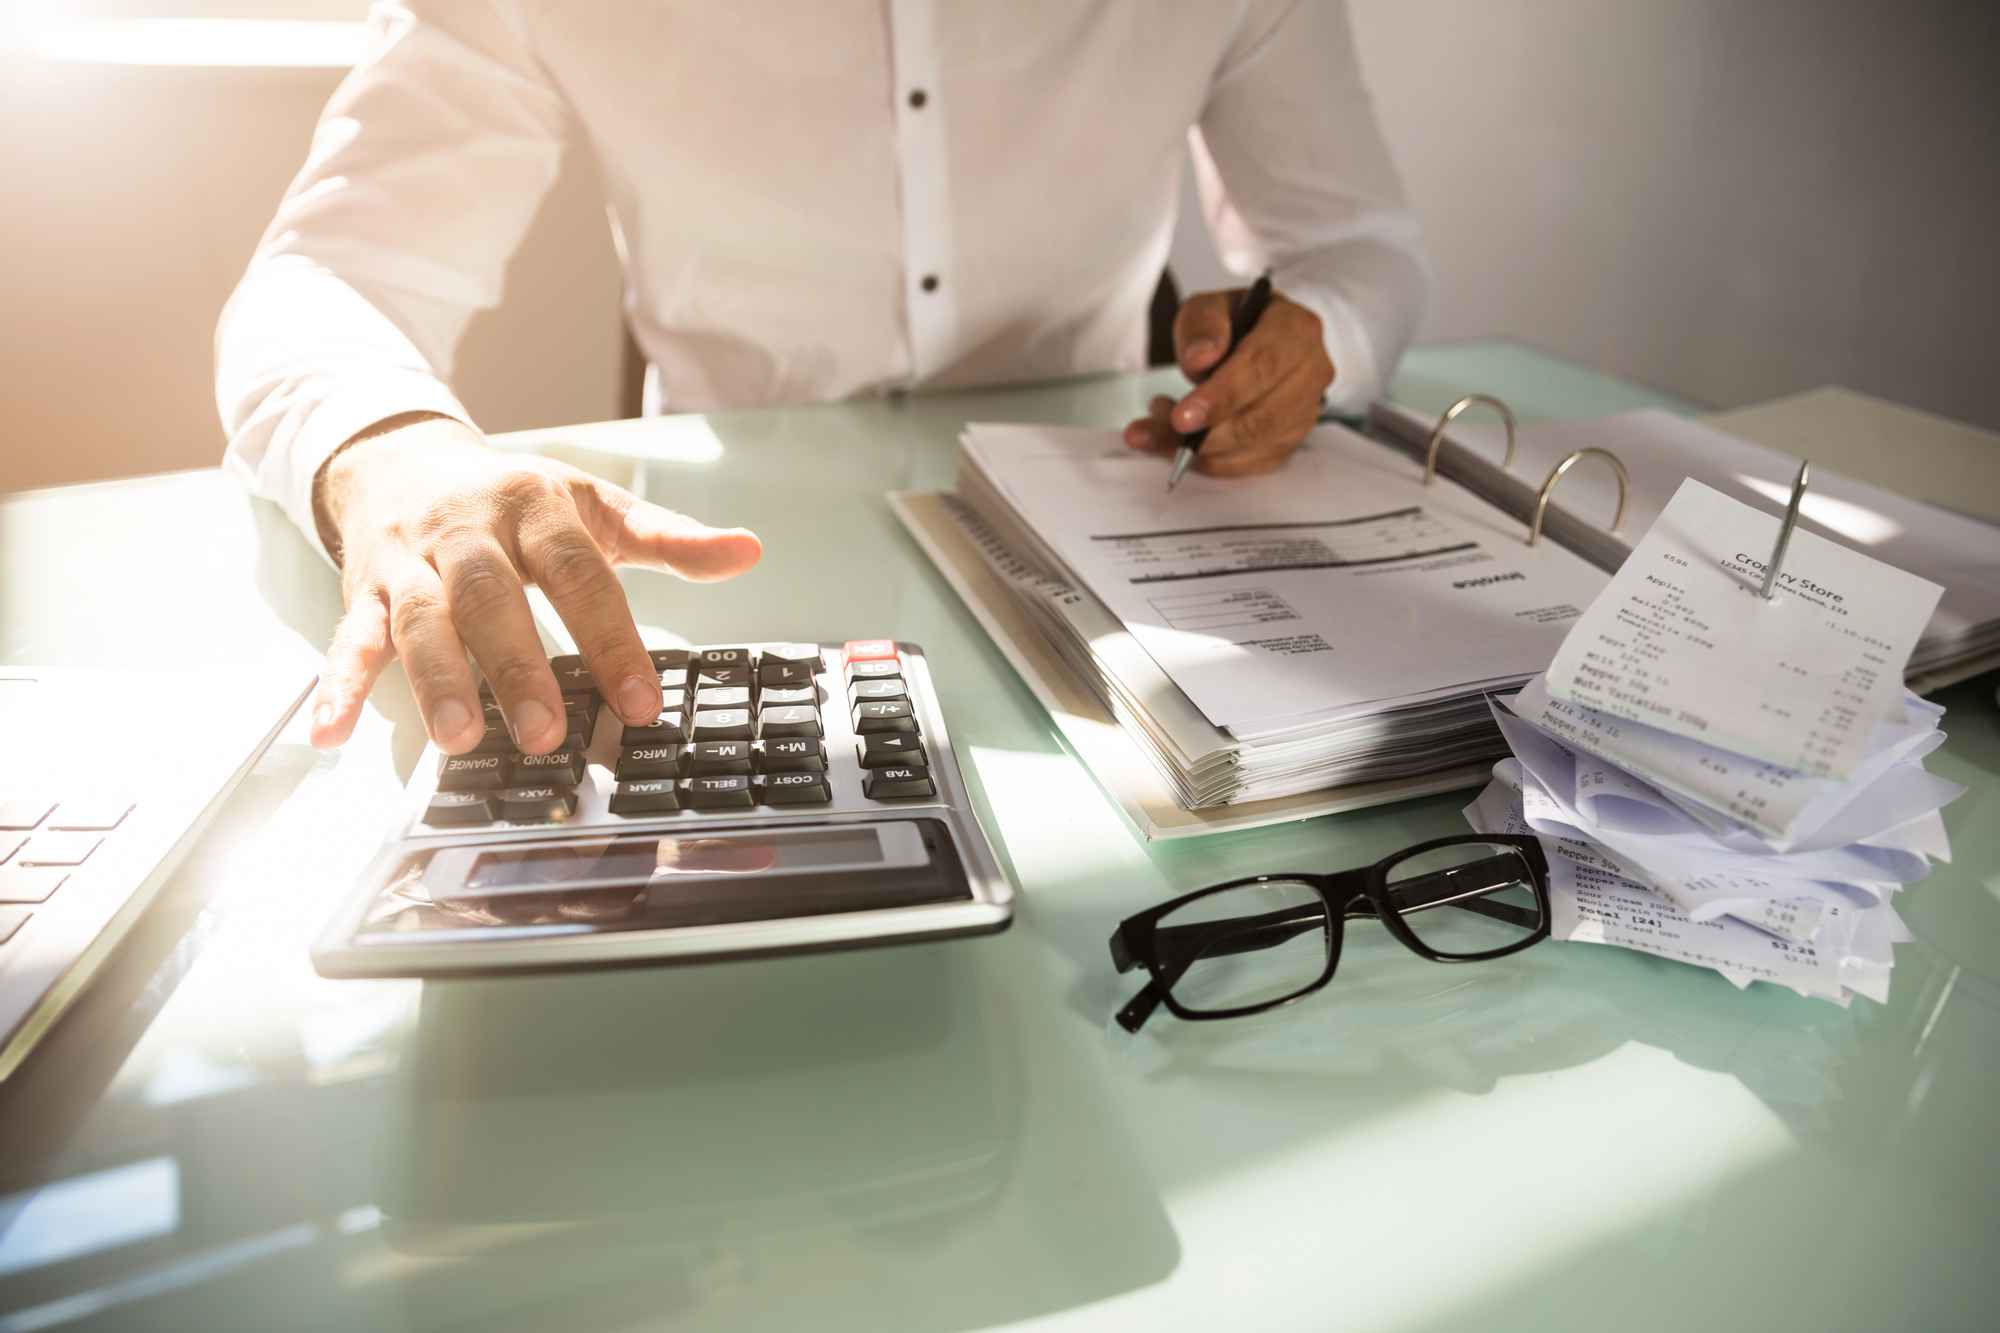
280, 373, 475, 567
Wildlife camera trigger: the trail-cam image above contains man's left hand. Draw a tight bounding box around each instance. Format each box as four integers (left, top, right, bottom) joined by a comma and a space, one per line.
1123, 286, 1333, 477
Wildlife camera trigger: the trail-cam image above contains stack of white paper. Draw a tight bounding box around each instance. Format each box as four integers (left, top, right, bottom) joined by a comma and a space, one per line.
951, 422, 1612, 807
1463, 480, 1964, 1004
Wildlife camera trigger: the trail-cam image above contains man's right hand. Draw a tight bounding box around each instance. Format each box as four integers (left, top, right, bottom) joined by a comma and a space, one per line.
308, 414, 763, 754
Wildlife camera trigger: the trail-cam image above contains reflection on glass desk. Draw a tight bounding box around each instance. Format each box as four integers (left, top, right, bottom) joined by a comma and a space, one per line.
0, 341, 1996, 1333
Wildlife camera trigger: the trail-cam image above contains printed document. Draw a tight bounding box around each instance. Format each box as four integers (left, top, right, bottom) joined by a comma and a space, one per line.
961, 424, 1608, 735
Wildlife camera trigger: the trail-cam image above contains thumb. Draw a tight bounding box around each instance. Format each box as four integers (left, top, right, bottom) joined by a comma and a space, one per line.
1173, 289, 1237, 379
595, 484, 763, 582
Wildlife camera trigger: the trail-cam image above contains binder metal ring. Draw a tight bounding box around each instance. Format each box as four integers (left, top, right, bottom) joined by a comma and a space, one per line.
1529, 447, 1628, 547
1425, 394, 1517, 485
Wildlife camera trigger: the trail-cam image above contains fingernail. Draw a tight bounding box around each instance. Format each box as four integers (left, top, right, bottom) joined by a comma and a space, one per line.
1124, 423, 1148, 448
617, 674, 660, 723
433, 697, 474, 745
1184, 338, 1219, 365
1176, 400, 1209, 431
508, 698, 554, 747
312, 700, 336, 732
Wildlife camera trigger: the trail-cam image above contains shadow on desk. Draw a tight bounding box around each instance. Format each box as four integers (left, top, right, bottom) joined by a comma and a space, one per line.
373, 941, 1178, 1333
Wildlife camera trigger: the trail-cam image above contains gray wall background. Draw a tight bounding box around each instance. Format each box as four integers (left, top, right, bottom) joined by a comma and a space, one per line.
4, 0, 1996, 492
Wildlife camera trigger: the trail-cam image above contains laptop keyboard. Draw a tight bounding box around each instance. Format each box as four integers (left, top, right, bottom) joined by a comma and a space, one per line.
0, 799, 136, 939
421, 640, 938, 829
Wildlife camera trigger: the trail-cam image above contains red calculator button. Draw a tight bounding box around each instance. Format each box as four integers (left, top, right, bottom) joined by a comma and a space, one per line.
843, 639, 898, 664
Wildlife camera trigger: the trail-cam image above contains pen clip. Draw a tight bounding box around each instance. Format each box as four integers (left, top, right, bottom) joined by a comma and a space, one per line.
1759, 460, 1811, 601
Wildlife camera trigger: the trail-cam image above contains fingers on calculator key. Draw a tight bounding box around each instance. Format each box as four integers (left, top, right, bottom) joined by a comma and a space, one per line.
859, 733, 926, 768
388, 561, 485, 752
760, 773, 830, 805
622, 710, 686, 747
424, 791, 495, 827
758, 738, 826, 773
616, 743, 683, 780
853, 698, 917, 733
496, 785, 577, 822
864, 765, 935, 800
515, 515, 658, 727
439, 545, 565, 752
683, 775, 754, 810
610, 779, 679, 815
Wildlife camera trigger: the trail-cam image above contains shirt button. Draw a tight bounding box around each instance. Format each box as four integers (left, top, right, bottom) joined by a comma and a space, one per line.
920, 274, 939, 293
908, 89, 928, 109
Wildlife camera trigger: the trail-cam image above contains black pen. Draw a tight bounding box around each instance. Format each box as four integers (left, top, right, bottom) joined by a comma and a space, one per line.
1167, 270, 1275, 492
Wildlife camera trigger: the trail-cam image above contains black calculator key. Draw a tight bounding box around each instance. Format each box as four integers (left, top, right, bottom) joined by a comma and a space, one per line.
760, 773, 831, 805
849, 677, 907, 703
424, 791, 495, 827
616, 743, 684, 780
846, 659, 902, 681
858, 733, 926, 768
688, 740, 754, 775
610, 779, 680, 815
691, 708, 753, 741
497, 785, 577, 822
696, 664, 752, 689
853, 699, 917, 733
762, 643, 822, 668
439, 753, 508, 790
649, 649, 691, 671
758, 738, 827, 773
549, 656, 599, 696
758, 660, 815, 688
512, 748, 584, 785
658, 668, 690, 693
682, 775, 754, 810
757, 705, 822, 739
698, 647, 754, 671
864, 765, 936, 800
758, 685, 817, 708
695, 685, 752, 710
621, 710, 687, 746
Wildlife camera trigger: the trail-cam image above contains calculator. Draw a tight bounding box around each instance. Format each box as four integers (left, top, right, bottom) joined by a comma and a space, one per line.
312, 641, 1012, 978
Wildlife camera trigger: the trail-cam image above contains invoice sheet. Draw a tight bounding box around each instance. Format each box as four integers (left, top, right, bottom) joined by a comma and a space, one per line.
961, 423, 1608, 734
1543, 480, 1942, 779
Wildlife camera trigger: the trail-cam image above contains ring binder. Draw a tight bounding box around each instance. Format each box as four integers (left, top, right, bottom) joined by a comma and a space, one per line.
1424, 394, 1517, 485
1528, 447, 1628, 547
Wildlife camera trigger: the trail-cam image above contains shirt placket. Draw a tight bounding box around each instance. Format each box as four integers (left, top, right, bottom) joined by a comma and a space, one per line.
886, 0, 952, 388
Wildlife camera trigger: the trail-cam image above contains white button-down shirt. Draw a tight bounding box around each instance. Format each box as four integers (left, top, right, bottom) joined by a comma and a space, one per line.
217, 0, 1429, 557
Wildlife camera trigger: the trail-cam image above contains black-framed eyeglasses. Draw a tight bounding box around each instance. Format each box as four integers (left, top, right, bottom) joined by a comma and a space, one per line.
1108, 835, 1551, 1033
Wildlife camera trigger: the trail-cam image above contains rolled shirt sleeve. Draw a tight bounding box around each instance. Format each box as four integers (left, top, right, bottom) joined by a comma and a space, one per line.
214, 0, 570, 562
1191, 0, 1432, 415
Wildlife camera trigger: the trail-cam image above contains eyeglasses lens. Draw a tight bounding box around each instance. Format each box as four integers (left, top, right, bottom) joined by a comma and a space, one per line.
1383, 841, 1542, 957
1157, 878, 1329, 1013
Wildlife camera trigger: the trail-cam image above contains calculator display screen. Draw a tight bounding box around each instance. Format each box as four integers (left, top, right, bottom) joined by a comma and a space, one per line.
464, 826, 885, 892
355, 820, 967, 941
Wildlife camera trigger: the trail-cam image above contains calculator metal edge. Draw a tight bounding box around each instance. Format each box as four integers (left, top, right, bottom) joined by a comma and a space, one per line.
311, 643, 1012, 977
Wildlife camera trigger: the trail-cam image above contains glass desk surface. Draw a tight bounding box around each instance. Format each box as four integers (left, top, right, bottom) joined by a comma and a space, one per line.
2, 342, 1997, 1333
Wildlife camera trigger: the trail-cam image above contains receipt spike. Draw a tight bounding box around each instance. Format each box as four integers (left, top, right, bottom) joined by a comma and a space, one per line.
1760, 460, 1810, 600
